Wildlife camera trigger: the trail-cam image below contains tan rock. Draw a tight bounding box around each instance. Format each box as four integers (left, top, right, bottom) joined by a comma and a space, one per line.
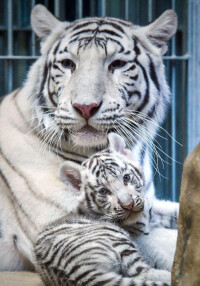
0, 271, 43, 286
172, 143, 200, 286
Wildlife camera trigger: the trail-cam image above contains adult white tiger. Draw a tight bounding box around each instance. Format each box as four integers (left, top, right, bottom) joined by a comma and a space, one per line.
0, 5, 178, 270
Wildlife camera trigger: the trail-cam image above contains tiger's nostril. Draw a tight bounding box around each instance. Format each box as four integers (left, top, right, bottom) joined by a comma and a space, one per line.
121, 201, 134, 210
73, 103, 101, 119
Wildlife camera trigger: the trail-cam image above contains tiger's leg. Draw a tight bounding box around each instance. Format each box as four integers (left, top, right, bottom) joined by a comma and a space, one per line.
0, 220, 33, 271
151, 199, 179, 229
0, 212, 34, 270
37, 266, 63, 286
0, 239, 28, 271
134, 228, 177, 271
39, 267, 170, 286
141, 150, 179, 230
0, 175, 34, 270
119, 243, 171, 285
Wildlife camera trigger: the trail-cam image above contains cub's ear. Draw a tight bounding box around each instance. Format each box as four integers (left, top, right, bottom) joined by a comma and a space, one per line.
59, 161, 82, 192
108, 133, 131, 157
135, 10, 177, 55
31, 4, 61, 39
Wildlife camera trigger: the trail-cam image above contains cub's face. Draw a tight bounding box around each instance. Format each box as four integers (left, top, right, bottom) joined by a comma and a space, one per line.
81, 152, 145, 224
60, 133, 145, 225
31, 5, 177, 148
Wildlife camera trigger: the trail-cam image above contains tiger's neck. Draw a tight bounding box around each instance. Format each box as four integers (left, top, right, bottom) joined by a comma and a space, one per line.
73, 192, 105, 220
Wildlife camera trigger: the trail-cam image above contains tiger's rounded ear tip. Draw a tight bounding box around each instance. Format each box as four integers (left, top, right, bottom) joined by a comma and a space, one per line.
107, 132, 114, 142
108, 132, 116, 140
59, 161, 68, 176
31, 4, 46, 16
59, 160, 82, 184
161, 9, 178, 33
164, 9, 178, 19
59, 161, 74, 176
108, 132, 124, 144
60, 160, 80, 170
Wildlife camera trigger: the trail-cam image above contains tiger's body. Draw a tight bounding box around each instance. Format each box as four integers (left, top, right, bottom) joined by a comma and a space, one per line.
34, 133, 171, 285
35, 216, 171, 286
0, 5, 178, 270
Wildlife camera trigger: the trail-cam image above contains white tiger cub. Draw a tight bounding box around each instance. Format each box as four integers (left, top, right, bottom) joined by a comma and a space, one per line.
34, 133, 171, 286
67, 133, 177, 272
62, 133, 177, 272
0, 5, 179, 270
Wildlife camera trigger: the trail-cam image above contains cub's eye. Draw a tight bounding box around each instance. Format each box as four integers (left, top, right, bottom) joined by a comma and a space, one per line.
99, 188, 108, 195
61, 59, 76, 71
123, 174, 130, 184
108, 60, 127, 72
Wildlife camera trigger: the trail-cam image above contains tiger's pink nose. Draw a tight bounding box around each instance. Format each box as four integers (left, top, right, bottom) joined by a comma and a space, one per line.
122, 201, 134, 210
73, 103, 100, 119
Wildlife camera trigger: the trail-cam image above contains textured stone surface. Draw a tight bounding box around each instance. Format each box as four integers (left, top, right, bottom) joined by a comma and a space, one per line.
0, 271, 43, 286
172, 143, 200, 286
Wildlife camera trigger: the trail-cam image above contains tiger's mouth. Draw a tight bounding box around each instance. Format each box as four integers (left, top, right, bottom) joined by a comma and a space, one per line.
110, 206, 144, 224
78, 125, 101, 135
113, 207, 144, 224
70, 125, 108, 147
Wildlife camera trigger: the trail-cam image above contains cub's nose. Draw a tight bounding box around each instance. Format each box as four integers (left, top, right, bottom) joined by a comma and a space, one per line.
73, 103, 101, 119
121, 201, 134, 210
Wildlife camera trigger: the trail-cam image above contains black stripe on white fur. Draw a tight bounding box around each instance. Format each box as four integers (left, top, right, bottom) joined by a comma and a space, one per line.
35, 216, 170, 286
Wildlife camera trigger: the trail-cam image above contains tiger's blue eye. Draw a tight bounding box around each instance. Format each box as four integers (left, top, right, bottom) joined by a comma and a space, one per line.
123, 174, 130, 184
100, 188, 108, 195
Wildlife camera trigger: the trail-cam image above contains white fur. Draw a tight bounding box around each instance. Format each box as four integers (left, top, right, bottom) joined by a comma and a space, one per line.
134, 227, 177, 271
0, 5, 178, 270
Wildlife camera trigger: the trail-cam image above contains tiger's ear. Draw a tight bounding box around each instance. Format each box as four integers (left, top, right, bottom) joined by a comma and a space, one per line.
108, 133, 131, 157
135, 10, 177, 55
59, 161, 82, 192
31, 5, 61, 39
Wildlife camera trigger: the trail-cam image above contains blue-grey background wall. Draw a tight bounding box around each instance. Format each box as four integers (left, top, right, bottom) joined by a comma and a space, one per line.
1, 0, 199, 202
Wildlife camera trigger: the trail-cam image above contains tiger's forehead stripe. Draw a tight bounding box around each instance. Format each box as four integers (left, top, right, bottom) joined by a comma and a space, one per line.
70, 28, 123, 39
70, 17, 131, 31
70, 21, 127, 35
62, 18, 133, 55
82, 150, 144, 188
129, 163, 142, 178
72, 21, 98, 31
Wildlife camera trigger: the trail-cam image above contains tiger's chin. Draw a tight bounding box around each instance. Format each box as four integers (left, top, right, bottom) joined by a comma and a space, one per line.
123, 210, 144, 226
70, 127, 107, 148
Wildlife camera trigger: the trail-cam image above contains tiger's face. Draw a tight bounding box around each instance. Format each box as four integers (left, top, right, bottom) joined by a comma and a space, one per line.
51, 38, 130, 147
60, 133, 145, 225
81, 151, 144, 224
31, 5, 177, 148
